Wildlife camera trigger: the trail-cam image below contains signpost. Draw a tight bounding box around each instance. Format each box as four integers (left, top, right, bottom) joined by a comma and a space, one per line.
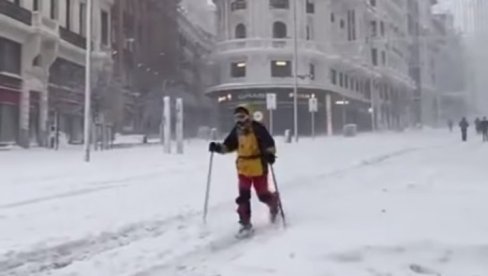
163, 96, 171, 153
266, 93, 277, 135
176, 98, 184, 154
309, 97, 318, 138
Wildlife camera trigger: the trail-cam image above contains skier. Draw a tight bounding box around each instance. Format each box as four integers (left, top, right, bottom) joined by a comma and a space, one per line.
447, 119, 454, 132
209, 105, 279, 236
474, 117, 481, 135
481, 116, 488, 142
459, 117, 469, 142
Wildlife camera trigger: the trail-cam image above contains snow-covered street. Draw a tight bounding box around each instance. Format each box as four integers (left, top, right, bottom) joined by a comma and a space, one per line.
1, 130, 487, 276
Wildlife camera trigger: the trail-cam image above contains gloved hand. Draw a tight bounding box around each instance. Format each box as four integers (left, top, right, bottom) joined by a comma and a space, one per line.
264, 153, 276, 165
209, 142, 222, 153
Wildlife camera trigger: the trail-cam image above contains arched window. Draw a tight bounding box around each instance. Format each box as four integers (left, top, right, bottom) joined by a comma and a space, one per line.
235, 23, 247, 39
273, 21, 287, 38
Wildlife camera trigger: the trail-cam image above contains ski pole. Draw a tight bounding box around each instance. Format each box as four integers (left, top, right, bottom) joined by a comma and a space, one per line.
270, 165, 287, 228
203, 152, 214, 224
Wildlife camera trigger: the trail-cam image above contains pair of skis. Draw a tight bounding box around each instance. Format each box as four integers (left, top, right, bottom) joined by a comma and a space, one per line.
202, 152, 287, 231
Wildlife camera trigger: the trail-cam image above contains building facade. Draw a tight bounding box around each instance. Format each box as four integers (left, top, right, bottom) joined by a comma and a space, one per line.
177, 5, 216, 135
0, 0, 113, 146
208, 0, 416, 135
111, 0, 179, 134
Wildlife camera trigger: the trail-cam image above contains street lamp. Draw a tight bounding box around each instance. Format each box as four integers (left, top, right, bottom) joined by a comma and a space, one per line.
83, 0, 93, 162
292, 0, 299, 142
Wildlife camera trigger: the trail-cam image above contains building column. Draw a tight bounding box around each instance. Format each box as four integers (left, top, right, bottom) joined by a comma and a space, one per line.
325, 93, 333, 135
18, 88, 30, 148
39, 84, 49, 147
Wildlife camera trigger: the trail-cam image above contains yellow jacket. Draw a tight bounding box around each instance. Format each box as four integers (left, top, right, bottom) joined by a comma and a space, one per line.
221, 121, 276, 177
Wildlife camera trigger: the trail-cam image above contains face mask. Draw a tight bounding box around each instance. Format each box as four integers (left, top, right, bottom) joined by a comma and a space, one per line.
234, 113, 250, 131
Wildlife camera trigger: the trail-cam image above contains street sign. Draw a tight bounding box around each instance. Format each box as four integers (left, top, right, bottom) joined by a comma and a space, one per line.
253, 111, 264, 122
309, 97, 318, 113
266, 93, 277, 110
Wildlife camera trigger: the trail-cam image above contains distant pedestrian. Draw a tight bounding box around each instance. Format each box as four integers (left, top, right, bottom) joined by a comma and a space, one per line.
475, 117, 481, 134
459, 117, 469, 142
447, 119, 454, 132
481, 116, 488, 142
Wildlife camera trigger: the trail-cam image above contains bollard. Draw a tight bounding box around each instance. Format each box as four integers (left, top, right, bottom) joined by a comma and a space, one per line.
343, 124, 357, 137
284, 129, 292, 143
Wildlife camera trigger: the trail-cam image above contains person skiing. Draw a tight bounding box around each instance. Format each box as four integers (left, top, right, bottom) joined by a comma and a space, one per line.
481, 116, 488, 142
459, 117, 469, 142
447, 119, 454, 132
474, 117, 481, 135
209, 105, 279, 236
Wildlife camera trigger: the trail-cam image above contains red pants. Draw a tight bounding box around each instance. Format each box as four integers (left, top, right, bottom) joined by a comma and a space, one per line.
236, 174, 277, 224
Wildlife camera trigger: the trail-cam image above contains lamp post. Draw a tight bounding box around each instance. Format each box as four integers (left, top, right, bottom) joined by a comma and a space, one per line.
83, 0, 93, 162
292, 0, 299, 142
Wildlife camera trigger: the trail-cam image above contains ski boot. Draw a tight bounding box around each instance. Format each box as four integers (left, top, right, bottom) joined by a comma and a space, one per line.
235, 222, 254, 239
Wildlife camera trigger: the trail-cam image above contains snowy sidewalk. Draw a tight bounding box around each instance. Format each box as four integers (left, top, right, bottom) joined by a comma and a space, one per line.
1, 130, 486, 276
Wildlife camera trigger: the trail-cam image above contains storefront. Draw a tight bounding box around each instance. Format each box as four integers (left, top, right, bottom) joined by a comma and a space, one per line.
213, 88, 373, 136
0, 86, 20, 144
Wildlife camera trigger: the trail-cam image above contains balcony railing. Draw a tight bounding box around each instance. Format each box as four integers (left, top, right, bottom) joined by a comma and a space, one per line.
216, 39, 328, 54
59, 27, 87, 49
0, 0, 32, 25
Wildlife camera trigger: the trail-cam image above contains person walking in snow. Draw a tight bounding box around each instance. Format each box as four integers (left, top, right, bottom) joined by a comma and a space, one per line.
481, 116, 488, 142
459, 117, 469, 142
447, 119, 454, 132
474, 117, 481, 135
209, 105, 279, 236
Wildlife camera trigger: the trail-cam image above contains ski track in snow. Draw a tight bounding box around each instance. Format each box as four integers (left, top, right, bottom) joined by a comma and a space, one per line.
0, 171, 165, 209
0, 143, 425, 276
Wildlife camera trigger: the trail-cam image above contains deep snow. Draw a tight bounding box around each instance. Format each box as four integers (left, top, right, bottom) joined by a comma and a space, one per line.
0, 130, 487, 276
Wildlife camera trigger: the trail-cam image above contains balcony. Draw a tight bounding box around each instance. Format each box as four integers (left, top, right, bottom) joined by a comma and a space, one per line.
215, 39, 329, 57
59, 27, 87, 49
32, 12, 58, 37
0, 0, 32, 25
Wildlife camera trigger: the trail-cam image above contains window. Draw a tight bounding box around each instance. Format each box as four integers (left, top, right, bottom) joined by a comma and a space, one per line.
66, 0, 71, 30
381, 51, 386, 65
0, 37, 22, 75
273, 21, 287, 38
270, 0, 289, 9
235, 23, 247, 39
306, 25, 311, 40
231, 0, 247, 11
79, 3, 86, 36
350, 78, 354, 90
271, 60, 291, 77
309, 64, 315, 80
339, 72, 344, 87
231, 62, 246, 78
330, 69, 337, 85
347, 10, 356, 41
306, 0, 315, 14
344, 75, 349, 89
370, 0, 376, 7
33, 0, 39, 11
50, 0, 58, 19
340, 19, 345, 29
101, 10, 109, 46
371, 48, 378, 66
371, 21, 377, 37
380, 21, 385, 36
356, 81, 360, 92
330, 13, 335, 22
